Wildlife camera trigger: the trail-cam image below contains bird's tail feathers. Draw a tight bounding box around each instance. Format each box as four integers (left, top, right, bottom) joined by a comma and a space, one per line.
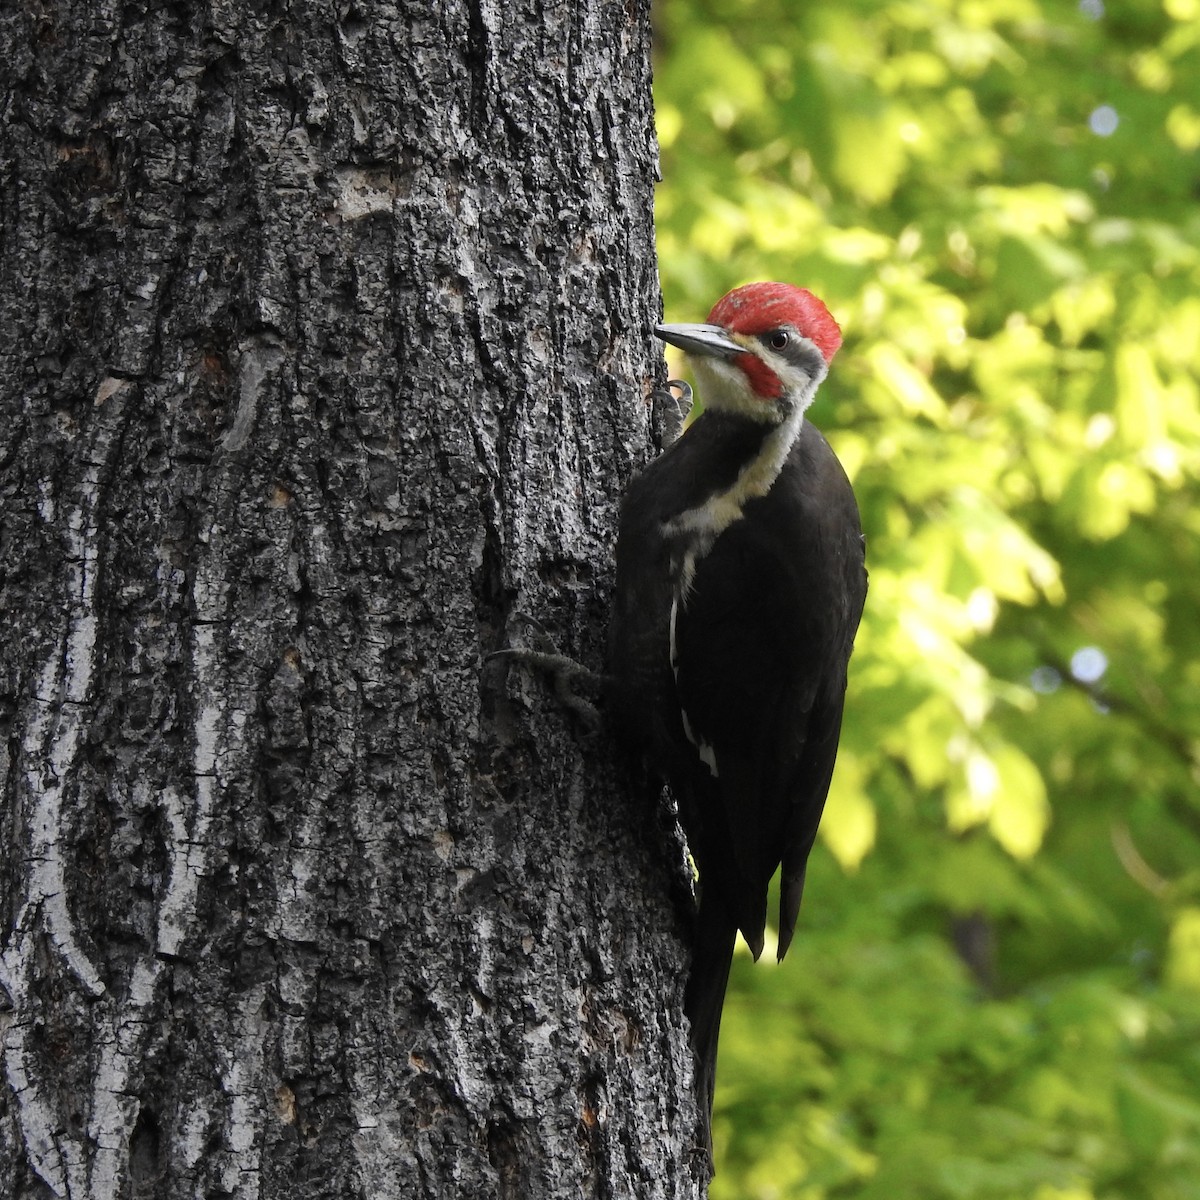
776, 864, 808, 960
684, 890, 739, 1154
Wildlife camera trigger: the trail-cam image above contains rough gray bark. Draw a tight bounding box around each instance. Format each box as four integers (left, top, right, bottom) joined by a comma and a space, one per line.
0, 3, 706, 1197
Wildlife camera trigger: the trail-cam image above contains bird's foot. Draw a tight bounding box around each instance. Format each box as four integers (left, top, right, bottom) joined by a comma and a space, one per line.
489, 614, 606, 731
652, 379, 693, 448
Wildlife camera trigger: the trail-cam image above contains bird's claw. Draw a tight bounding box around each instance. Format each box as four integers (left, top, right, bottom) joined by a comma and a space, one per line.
652, 379, 694, 448
502, 612, 560, 656
488, 617, 606, 732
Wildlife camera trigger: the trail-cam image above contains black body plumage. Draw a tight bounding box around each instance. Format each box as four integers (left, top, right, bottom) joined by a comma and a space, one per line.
608, 407, 867, 1131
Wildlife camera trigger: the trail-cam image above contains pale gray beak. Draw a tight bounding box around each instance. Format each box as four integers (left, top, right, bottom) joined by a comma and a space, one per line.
654, 322, 744, 360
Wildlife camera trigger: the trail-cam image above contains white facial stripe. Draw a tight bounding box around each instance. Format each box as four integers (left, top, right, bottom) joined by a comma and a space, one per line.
690, 335, 827, 422
663, 402, 806, 553
691, 356, 773, 422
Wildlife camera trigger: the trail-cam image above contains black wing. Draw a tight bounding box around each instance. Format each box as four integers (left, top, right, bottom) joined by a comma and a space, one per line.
672, 423, 865, 957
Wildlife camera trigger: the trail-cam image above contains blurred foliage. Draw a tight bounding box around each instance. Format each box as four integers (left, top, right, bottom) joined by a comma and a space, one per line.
652, 0, 1200, 1195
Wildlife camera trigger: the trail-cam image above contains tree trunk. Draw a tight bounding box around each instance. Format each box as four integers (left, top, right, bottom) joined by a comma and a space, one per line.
0, 3, 706, 1197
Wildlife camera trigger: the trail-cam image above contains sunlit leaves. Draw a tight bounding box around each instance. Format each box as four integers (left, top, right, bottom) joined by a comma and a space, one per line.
1165, 908, 1200, 992
820, 755, 877, 870
655, 0, 1200, 1193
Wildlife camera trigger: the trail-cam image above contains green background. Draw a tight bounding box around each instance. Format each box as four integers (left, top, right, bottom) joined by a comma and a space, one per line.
652, 0, 1200, 1195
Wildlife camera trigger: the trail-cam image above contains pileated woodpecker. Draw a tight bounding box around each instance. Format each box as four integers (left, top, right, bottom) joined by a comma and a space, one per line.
608, 282, 867, 1130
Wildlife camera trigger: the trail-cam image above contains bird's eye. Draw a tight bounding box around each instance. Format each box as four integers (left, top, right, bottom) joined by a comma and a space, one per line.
768, 330, 790, 352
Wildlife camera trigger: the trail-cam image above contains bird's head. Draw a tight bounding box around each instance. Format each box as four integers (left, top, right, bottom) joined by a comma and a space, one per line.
655, 282, 842, 424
